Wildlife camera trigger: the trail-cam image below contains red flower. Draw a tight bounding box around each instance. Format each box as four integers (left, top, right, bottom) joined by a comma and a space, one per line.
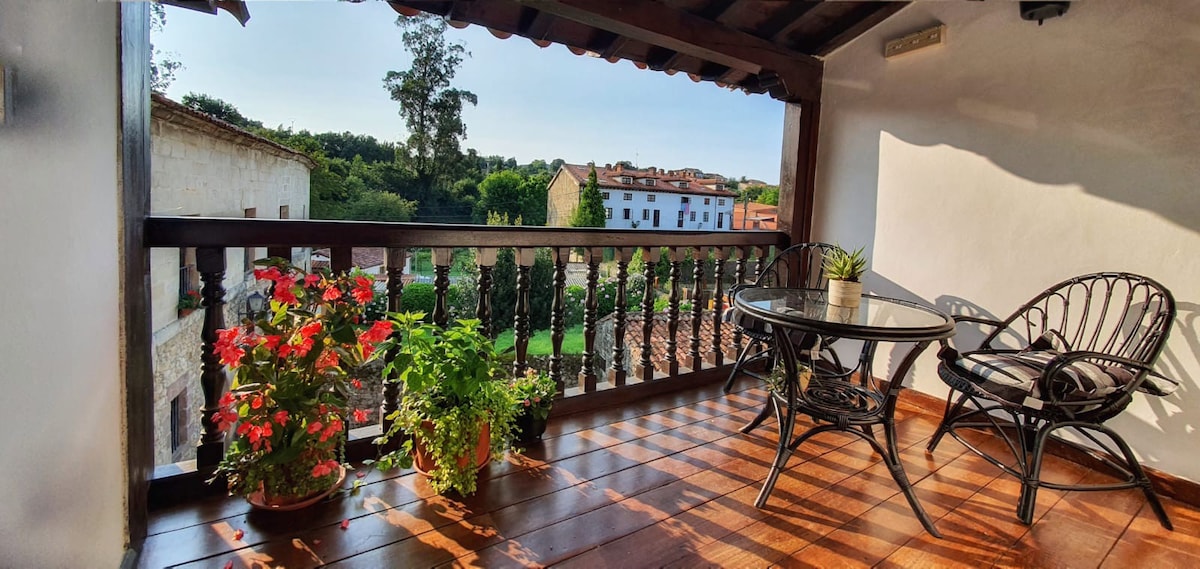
299, 321, 322, 339
353, 408, 370, 423
277, 344, 293, 358
523, 399, 531, 407
273, 285, 298, 306
212, 409, 238, 433
316, 349, 340, 372
215, 327, 246, 367
311, 461, 333, 478
351, 276, 374, 304
307, 422, 323, 435
254, 266, 282, 282
260, 335, 282, 351
293, 337, 315, 358
359, 320, 393, 345
273, 410, 289, 426
304, 273, 320, 287
219, 392, 235, 407
322, 286, 342, 301
251, 396, 263, 410
351, 379, 363, 390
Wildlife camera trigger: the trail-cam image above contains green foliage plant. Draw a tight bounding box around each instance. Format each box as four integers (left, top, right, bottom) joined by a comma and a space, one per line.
568, 165, 606, 228
177, 290, 202, 311
374, 314, 519, 495
823, 245, 868, 282
511, 369, 556, 422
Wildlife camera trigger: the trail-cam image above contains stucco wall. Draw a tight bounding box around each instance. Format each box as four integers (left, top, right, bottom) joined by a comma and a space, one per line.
816, 1, 1200, 480
0, 1, 126, 565
546, 167, 582, 226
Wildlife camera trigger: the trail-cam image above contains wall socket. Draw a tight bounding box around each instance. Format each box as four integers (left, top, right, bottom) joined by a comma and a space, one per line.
0, 65, 12, 125
884, 25, 946, 59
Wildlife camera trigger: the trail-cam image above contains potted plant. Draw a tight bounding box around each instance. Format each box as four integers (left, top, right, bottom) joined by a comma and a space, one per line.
374, 314, 518, 495
511, 369, 556, 443
209, 259, 393, 510
177, 289, 202, 316
823, 245, 867, 308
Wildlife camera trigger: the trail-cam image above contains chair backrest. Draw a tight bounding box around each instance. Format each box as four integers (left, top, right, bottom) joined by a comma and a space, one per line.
755, 242, 838, 289
985, 272, 1175, 366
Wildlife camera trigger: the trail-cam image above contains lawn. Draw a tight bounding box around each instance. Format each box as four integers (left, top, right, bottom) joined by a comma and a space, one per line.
494, 325, 585, 355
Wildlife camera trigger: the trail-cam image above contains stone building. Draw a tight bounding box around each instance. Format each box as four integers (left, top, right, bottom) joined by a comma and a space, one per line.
149, 94, 314, 466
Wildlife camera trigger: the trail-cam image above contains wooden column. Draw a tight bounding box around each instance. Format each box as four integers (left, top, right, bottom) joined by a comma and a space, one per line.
432, 247, 453, 328
730, 246, 749, 358
776, 99, 821, 246
635, 247, 660, 382
579, 247, 602, 391
330, 246, 353, 274
689, 247, 707, 371
706, 246, 727, 366
608, 247, 632, 386
549, 247, 568, 394
476, 248, 498, 337
196, 247, 227, 472
381, 248, 406, 446
663, 247, 683, 376
754, 245, 768, 282
513, 248, 536, 378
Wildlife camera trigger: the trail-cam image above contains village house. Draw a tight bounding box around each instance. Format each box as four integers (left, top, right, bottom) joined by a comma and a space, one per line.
546, 162, 738, 230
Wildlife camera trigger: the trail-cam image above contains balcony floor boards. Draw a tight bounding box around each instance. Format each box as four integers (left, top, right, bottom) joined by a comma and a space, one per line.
143, 379, 1200, 568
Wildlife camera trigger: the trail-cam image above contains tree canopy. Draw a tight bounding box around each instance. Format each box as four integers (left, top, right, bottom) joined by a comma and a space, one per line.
568, 165, 606, 228
181, 93, 264, 130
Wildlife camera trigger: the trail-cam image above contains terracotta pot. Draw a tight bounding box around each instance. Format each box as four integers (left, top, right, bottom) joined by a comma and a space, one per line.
827, 280, 863, 308
413, 421, 491, 476
179, 308, 195, 317
514, 411, 549, 443
248, 466, 345, 512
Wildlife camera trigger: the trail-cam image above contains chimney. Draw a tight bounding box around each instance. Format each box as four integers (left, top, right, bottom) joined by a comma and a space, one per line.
615, 163, 623, 173
649, 166, 657, 175
604, 163, 612, 171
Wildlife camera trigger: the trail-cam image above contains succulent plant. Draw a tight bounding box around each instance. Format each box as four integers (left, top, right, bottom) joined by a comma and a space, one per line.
823, 245, 867, 282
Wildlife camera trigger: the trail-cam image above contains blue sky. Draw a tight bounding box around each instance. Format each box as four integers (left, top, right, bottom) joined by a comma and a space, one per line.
154, 1, 785, 183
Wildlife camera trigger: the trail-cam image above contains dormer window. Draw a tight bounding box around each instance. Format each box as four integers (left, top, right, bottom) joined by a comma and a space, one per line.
715, 183, 725, 191
641, 178, 656, 186
673, 181, 689, 189
618, 176, 633, 185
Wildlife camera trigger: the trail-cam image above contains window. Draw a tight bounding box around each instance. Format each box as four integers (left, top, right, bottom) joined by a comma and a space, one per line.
677, 211, 685, 222
647, 194, 656, 202
676, 181, 689, 189
623, 208, 631, 220
653, 210, 660, 227
619, 176, 633, 184
170, 393, 187, 453
703, 212, 710, 222
704, 198, 711, 205
717, 212, 724, 229
680, 196, 690, 204
716, 183, 725, 191
640, 178, 655, 186
602, 191, 610, 200
623, 192, 632, 201
718, 199, 725, 206
642, 209, 650, 220
605, 207, 613, 219
279, 205, 290, 219
690, 211, 697, 222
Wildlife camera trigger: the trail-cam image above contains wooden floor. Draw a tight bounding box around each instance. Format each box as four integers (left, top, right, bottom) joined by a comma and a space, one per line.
142, 379, 1200, 568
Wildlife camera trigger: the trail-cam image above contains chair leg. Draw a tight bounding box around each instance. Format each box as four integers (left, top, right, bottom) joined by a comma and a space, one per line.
1105, 425, 1174, 531
723, 339, 758, 394
927, 391, 970, 453
1018, 423, 1050, 525
739, 401, 775, 434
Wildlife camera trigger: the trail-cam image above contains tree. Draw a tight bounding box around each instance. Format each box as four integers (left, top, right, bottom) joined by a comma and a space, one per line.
475, 170, 525, 223
757, 186, 780, 206
344, 191, 417, 222
569, 165, 606, 227
383, 14, 477, 193
181, 93, 264, 130
150, 4, 182, 92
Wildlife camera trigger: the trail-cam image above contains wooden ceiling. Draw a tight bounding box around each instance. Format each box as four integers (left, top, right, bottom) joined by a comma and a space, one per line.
387, 0, 909, 102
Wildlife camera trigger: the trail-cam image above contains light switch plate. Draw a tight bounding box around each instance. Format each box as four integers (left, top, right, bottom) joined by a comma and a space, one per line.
885, 25, 946, 59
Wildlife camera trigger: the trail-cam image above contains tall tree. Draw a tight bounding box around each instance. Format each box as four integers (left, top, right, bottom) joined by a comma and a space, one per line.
569, 165, 606, 227
150, 4, 182, 92
383, 14, 477, 194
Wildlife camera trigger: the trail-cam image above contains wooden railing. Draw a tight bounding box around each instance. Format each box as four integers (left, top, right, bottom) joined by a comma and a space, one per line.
145, 216, 789, 475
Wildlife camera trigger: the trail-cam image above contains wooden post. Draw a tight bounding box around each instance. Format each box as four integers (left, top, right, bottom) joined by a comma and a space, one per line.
476, 248, 498, 337
381, 247, 406, 447
330, 246, 353, 274
513, 247, 536, 378
663, 247, 683, 376
608, 247, 633, 386
635, 247, 661, 382
730, 246, 749, 358
196, 247, 227, 472
689, 247, 707, 371
706, 246, 727, 366
579, 247, 602, 391
776, 99, 820, 246
431, 247, 453, 328
549, 247, 568, 394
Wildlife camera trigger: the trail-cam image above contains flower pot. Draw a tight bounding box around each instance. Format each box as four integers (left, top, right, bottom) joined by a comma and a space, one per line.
825, 304, 860, 324
827, 280, 863, 308
514, 411, 548, 443
179, 308, 195, 317
247, 465, 345, 512
413, 421, 491, 476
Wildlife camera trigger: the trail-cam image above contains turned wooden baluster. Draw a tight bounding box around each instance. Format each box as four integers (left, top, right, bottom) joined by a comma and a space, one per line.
608, 247, 632, 386
689, 247, 707, 371
196, 247, 227, 471
730, 246, 749, 359
754, 245, 769, 282
664, 247, 682, 377
549, 247, 568, 394
513, 248, 535, 378
381, 248, 406, 446
707, 247, 727, 367
432, 247, 452, 328
579, 247, 602, 392
476, 248, 497, 337
635, 247, 661, 382
330, 246, 353, 274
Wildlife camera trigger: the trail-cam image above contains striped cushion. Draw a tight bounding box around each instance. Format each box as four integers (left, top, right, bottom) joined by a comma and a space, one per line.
954, 350, 1135, 406
724, 307, 772, 336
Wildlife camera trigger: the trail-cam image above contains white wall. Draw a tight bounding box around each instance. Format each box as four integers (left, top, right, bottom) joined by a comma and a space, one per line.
816, 1, 1200, 480
0, 1, 127, 565
601, 187, 734, 231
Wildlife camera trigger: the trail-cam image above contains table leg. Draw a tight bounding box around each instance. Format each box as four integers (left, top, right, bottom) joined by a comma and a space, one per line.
754, 327, 801, 507
882, 340, 942, 537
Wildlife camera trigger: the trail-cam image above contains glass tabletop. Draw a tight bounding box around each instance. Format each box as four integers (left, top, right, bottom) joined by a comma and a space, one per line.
731, 287, 954, 342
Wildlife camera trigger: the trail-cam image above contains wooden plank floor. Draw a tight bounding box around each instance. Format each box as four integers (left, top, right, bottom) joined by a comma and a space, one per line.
142, 379, 1200, 568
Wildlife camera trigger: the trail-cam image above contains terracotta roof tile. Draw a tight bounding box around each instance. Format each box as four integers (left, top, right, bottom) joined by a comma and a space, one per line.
561, 164, 739, 199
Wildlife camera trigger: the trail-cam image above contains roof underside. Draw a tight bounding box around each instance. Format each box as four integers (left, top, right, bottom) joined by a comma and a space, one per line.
387, 0, 908, 102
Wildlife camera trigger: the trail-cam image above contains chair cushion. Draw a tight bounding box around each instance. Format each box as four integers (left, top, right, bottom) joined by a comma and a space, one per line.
724, 306, 772, 336
950, 350, 1135, 406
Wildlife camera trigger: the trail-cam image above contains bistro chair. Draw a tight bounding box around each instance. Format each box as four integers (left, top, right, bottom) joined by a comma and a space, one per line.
928, 272, 1177, 529
722, 242, 844, 433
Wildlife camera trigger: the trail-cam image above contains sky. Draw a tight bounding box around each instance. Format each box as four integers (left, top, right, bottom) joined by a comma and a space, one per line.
153, 1, 785, 184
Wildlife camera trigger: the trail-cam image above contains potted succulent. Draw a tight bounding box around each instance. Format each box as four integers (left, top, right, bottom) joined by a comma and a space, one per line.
177, 289, 202, 316
373, 314, 519, 495
209, 259, 393, 510
510, 369, 556, 443
823, 245, 868, 308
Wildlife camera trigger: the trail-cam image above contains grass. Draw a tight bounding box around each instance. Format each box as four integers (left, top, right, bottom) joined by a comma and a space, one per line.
494, 324, 585, 355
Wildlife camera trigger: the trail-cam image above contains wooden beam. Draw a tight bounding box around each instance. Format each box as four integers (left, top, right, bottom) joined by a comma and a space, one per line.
120, 0, 154, 552
645, 46, 675, 71
695, 0, 739, 21
517, 6, 555, 39
516, 0, 822, 101
776, 99, 820, 245
815, 2, 909, 56
757, 0, 821, 42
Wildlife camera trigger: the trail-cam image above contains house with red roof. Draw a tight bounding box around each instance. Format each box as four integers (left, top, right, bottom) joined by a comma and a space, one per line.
546, 162, 738, 230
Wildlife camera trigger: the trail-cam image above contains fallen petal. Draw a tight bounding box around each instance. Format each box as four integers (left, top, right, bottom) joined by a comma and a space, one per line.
233, 529, 244, 541
224, 561, 234, 569
356, 471, 367, 479
340, 518, 350, 530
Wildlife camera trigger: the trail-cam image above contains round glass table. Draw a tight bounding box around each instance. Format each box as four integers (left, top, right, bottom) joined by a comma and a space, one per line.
730, 287, 955, 537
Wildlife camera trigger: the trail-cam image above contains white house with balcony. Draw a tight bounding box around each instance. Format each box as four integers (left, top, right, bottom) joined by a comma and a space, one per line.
546, 163, 738, 230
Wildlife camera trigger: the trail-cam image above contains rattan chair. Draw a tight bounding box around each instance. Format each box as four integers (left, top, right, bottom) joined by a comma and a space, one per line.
723, 242, 844, 433
928, 272, 1177, 529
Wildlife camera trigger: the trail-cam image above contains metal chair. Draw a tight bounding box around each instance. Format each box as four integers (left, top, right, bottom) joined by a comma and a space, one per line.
928, 272, 1177, 529
722, 242, 844, 433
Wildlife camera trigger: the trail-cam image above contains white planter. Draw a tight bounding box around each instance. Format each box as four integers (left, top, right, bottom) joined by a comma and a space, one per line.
827, 280, 863, 308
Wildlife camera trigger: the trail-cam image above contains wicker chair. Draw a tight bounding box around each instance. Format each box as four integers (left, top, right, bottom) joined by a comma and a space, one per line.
928, 272, 1177, 529
723, 242, 844, 433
